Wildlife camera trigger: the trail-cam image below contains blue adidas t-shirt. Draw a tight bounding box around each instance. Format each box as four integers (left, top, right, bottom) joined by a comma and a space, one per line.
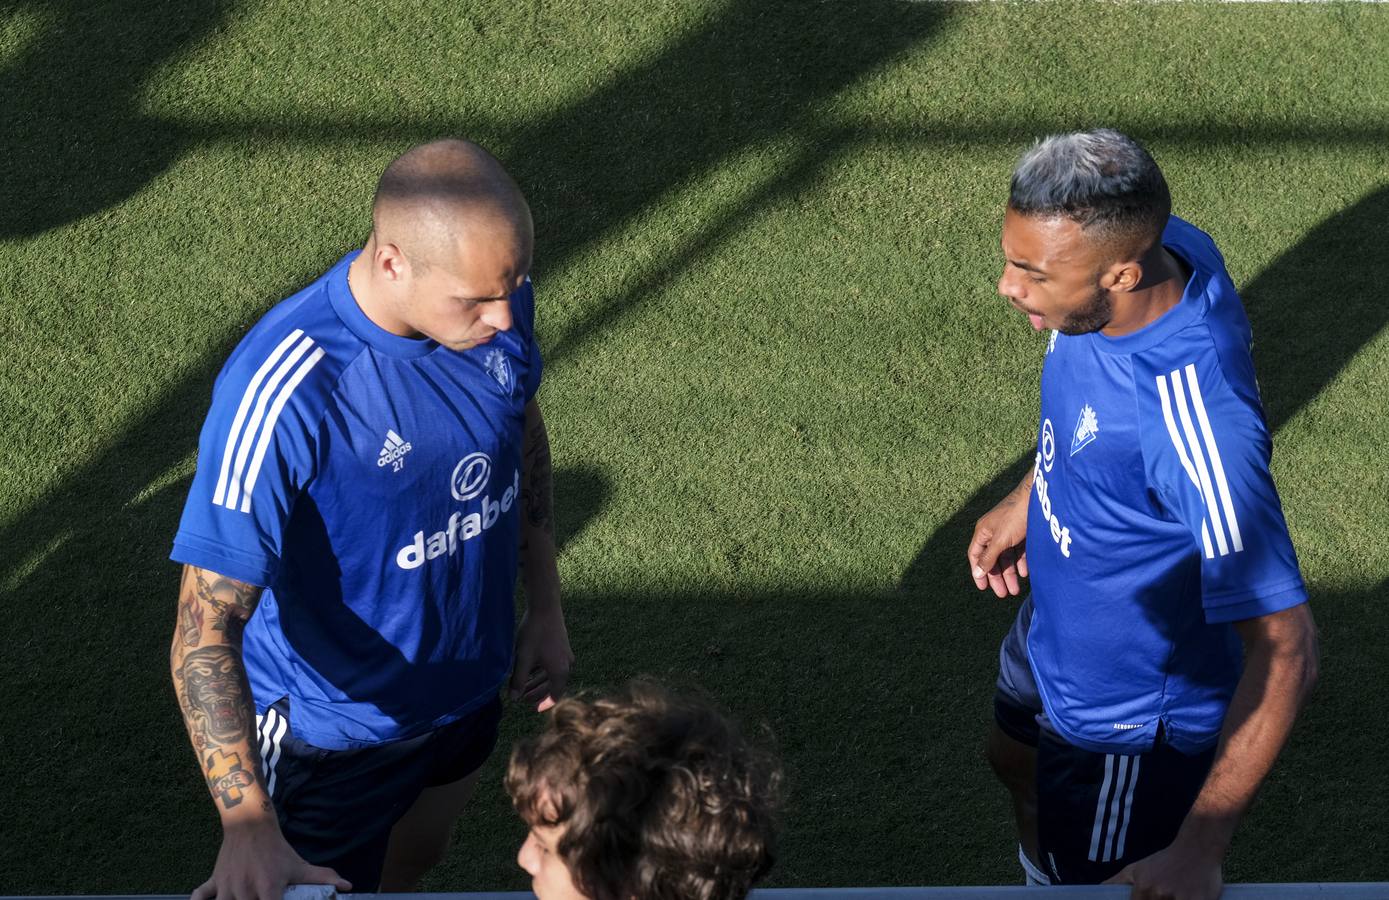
172, 252, 542, 749
1026, 216, 1307, 756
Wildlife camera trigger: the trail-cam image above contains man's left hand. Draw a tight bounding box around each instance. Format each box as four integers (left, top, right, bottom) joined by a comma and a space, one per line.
1105, 841, 1223, 900
510, 606, 574, 712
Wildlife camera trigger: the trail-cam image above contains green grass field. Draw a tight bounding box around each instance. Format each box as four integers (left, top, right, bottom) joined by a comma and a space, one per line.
2, 0, 1387, 892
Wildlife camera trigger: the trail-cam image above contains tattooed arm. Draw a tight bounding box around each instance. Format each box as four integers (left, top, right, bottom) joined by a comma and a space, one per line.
171, 565, 348, 900
509, 399, 574, 712
171, 567, 263, 813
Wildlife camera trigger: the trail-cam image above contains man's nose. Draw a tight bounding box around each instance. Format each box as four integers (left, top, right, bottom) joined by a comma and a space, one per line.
517, 835, 537, 874
484, 300, 514, 333
998, 268, 1023, 302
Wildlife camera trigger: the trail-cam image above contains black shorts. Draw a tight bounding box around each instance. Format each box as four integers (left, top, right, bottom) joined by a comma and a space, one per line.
254, 696, 503, 891
994, 598, 1216, 884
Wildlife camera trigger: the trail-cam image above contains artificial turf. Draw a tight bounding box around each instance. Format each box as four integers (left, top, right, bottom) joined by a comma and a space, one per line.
1, 0, 1386, 892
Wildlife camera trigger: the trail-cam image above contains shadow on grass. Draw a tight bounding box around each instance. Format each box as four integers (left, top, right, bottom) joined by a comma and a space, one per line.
0, 0, 239, 239
514, 573, 1389, 890
0, 0, 953, 891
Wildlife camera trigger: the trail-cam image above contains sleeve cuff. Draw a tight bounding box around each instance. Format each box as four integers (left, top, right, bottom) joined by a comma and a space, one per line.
170, 534, 277, 587
1203, 581, 1308, 624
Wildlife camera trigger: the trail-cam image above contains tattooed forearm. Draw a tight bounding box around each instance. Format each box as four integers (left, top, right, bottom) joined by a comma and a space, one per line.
173, 644, 263, 811
171, 642, 263, 810
170, 566, 268, 814
205, 748, 255, 809
521, 414, 554, 537
177, 645, 252, 745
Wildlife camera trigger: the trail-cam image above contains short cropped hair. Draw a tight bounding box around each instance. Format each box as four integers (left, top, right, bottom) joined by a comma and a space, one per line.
1009, 129, 1171, 251
370, 138, 531, 272
507, 682, 782, 900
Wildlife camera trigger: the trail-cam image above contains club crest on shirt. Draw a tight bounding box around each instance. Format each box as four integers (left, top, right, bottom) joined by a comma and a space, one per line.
484, 348, 512, 390
1071, 404, 1099, 457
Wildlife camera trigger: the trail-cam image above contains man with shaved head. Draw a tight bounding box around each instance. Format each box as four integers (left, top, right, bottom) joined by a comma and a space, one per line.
169, 139, 573, 897
967, 129, 1316, 898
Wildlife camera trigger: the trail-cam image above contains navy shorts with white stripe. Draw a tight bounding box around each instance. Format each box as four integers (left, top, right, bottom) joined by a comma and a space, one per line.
253, 695, 502, 891
1034, 718, 1215, 884
994, 598, 1217, 885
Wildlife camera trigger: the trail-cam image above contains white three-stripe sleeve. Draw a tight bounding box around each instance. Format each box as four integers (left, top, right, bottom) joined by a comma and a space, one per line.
1171, 371, 1229, 556
1144, 354, 1308, 621
213, 330, 304, 506
239, 347, 326, 513
223, 335, 316, 511
1184, 364, 1244, 552
1156, 374, 1216, 559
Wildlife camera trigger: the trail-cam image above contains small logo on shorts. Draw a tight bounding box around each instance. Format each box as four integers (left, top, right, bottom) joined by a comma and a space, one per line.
1112, 722, 1143, 730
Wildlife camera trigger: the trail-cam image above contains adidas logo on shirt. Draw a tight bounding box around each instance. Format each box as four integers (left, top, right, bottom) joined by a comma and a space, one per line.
378, 429, 413, 472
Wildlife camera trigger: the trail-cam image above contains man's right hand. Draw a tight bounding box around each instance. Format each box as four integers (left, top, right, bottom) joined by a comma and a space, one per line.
191, 817, 351, 900
967, 477, 1032, 598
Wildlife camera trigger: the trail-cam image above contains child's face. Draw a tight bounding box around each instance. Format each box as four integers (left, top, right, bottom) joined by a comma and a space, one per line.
518, 820, 589, 900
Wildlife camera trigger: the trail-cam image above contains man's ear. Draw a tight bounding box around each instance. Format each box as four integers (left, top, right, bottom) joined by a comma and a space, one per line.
375, 241, 410, 282
1102, 258, 1144, 294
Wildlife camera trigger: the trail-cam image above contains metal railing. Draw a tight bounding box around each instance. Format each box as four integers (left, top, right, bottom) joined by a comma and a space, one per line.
10, 885, 1389, 900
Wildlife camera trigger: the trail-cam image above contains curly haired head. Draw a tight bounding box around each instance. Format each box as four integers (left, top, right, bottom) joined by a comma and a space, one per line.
507, 681, 782, 900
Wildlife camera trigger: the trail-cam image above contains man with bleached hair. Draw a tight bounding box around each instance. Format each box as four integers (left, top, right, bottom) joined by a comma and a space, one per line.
170, 139, 573, 898
966, 129, 1317, 898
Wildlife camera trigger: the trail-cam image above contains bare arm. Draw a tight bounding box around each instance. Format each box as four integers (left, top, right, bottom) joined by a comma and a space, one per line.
1180, 603, 1319, 850
1109, 602, 1319, 899
171, 565, 348, 899
171, 566, 269, 819
510, 399, 573, 711
518, 399, 561, 614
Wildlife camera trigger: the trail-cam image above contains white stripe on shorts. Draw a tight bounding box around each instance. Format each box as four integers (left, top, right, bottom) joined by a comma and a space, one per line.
1114, 756, 1141, 861
1088, 754, 1116, 862
1102, 756, 1134, 862
265, 709, 288, 797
